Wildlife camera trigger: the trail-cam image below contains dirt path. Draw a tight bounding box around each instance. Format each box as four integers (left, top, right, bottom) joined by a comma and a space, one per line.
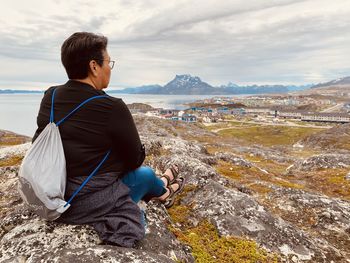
211, 120, 332, 133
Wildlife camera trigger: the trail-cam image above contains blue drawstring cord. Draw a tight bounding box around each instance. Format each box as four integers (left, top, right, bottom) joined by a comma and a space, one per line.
64, 150, 111, 207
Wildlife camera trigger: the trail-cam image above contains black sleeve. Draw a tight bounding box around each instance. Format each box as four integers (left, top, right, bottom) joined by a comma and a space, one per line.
108, 99, 145, 171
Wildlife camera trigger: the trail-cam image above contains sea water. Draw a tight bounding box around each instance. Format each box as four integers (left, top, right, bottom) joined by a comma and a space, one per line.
0, 93, 238, 137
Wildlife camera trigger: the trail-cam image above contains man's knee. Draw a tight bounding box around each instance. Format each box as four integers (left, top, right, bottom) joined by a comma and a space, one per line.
138, 166, 156, 184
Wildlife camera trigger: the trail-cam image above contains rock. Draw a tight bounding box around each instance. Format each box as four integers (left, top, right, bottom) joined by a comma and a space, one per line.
186, 181, 317, 261
0, 143, 31, 160
0, 194, 193, 263
233, 145, 296, 164
288, 154, 350, 173
215, 152, 252, 167
0, 130, 31, 147
301, 123, 350, 151
265, 187, 350, 261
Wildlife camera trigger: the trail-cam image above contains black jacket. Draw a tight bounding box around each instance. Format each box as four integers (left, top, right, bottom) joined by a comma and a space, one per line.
33, 80, 145, 185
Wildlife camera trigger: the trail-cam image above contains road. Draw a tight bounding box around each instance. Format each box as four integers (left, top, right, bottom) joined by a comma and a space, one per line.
321, 103, 344, 113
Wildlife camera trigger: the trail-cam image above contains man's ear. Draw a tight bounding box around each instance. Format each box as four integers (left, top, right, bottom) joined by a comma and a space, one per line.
89, 60, 98, 77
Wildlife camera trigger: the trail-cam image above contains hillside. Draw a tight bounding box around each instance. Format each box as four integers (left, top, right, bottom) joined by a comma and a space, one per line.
312, 76, 350, 89
300, 123, 350, 150
1, 117, 350, 262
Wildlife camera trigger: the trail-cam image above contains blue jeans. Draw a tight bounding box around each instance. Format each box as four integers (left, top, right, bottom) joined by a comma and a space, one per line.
121, 166, 166, 203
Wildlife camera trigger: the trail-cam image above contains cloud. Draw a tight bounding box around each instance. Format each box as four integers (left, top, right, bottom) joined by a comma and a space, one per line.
1, 0, 350, 89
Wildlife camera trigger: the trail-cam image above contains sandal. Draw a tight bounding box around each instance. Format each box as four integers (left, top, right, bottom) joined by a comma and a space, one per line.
162, 177, 186, 208
160, 164, 179, 186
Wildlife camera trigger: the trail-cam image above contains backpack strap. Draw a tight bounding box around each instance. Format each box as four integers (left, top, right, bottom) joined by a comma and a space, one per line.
49, 88, 111, 208
49, 87, 108, 126
49, 88, 58, 123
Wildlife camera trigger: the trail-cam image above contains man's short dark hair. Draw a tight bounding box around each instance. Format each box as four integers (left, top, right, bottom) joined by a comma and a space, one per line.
61, 32, 108, 79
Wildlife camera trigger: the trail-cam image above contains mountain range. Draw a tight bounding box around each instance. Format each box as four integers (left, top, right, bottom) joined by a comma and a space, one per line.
109, 74, 312, 95
311, 76, 350, 89
1, 74, 349, 95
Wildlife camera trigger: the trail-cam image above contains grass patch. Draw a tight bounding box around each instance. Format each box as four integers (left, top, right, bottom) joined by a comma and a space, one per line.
218, 126, 322, 147
325, 170, 350, 197
0, 155, 23, 167
292, 168, 350, 199
215, 156, 305, 191
271, 179, 304, 189
214, 160, 269, 180
205, 145, 233, 155
248, 183, 272, 195
289, 149, 322, 158
204, 121, 252, 132
244, 154, 291, 175
172, 220, 277, 263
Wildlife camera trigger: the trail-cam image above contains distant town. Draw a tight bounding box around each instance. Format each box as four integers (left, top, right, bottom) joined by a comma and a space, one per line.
129, 92, 350, 125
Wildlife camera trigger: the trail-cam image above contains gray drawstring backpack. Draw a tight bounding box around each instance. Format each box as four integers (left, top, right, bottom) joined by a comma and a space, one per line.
18, 88, 110, 221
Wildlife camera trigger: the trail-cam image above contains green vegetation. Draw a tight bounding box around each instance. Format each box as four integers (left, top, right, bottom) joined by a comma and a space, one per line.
168, 208, 277, 262
214, 159, 305, 192
214, 160, 247, 179
218, 125, 321, 146
204, 121, 252, 132
172, 219, 277, 263
167, 186, 278, 263
323, 169, 350, 198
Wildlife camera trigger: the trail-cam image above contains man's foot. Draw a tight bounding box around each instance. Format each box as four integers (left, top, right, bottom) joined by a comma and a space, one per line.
157, 180, 180, 202
160, 164, 179, 187
158, 177, 186, 208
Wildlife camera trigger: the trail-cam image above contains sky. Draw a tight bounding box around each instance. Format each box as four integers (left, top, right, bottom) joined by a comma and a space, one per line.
1, 0, 350, 90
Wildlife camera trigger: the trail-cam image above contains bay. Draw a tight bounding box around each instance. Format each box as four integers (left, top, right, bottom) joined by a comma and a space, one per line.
0, 93, 239, 137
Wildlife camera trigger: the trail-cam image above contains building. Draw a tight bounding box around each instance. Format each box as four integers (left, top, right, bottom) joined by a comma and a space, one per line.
159, 109, 179, 116
182, 114, 197, 122
202, 116, 218, 123
301, 113, 350, 123
244, 107, 271, 115
231, 108, 245, 115
277, 110, 305, 119
217, 107, 230, 114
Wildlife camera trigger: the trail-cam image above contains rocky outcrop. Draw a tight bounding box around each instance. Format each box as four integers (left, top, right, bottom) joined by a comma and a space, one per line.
1, 118, 350, 262
214, 152, 253, 167
0, 130, 31, 147
300, 123, 350, 151
232, 145, 296, 164
0, 167, 192, 262
286, 153, 350, 173
265, 187, 350, 261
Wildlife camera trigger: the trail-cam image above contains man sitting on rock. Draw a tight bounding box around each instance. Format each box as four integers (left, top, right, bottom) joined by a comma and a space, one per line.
32, 32, 185, 247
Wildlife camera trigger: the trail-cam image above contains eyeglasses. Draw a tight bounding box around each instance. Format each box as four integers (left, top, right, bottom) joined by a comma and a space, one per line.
94, 59, 115, 69
107, 60, 115, 69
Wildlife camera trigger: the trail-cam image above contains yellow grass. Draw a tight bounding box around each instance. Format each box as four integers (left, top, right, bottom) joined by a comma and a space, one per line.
218, 126, 322, 147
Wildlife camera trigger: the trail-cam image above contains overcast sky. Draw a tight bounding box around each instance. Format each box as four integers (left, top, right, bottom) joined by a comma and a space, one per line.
1, 0, 350, 90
